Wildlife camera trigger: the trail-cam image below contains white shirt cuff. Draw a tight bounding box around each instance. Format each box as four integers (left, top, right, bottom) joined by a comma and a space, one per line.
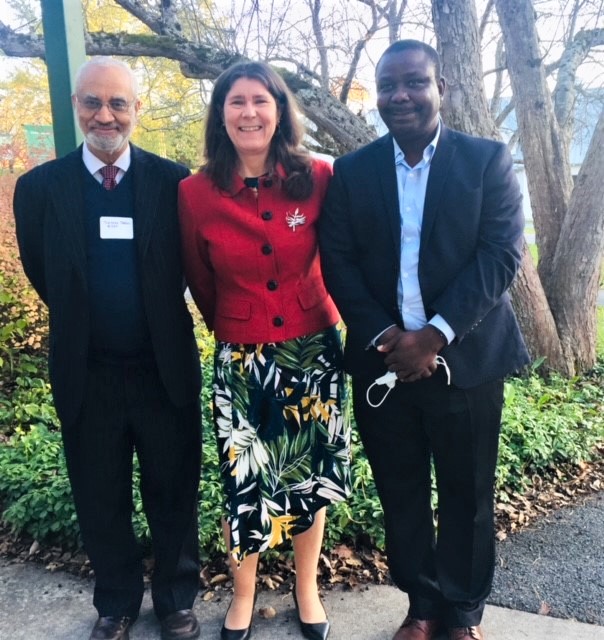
429, 315, 455, 345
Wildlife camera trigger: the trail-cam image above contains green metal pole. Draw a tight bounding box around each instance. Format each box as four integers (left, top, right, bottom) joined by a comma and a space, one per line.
41, 0, 86, 157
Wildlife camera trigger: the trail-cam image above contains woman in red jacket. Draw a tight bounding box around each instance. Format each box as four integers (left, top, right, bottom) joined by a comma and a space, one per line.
178, 61, 351, 640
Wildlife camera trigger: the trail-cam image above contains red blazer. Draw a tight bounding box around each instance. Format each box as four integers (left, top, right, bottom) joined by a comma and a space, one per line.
179, 158, 339, 344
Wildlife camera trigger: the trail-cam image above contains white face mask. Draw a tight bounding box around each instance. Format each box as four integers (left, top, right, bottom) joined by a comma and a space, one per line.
365, 356, 451, 408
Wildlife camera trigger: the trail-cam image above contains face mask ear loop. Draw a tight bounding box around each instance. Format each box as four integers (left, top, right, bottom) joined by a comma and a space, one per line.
366, 380, 395, 408
366, 371, 398, 408
435, 355, 451, 385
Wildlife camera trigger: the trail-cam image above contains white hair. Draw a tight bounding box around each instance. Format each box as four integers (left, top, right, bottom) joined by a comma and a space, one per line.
74, 56, 139, 97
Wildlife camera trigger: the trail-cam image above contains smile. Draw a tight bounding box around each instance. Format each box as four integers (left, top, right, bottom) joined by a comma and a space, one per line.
239, 126, 262, 132
389, 109, 416, 116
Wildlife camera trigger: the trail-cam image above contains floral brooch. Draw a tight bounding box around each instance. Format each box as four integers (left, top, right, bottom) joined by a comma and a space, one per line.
285, 208, 306, 231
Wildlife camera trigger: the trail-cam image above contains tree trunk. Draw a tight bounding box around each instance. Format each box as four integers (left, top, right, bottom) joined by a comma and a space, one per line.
495, 0, 574, 295
432, 0, 565, 374
497, 0, 604, 373
432, 0, 497, 138
509, 249, 569, 375
547, 109, 604, 370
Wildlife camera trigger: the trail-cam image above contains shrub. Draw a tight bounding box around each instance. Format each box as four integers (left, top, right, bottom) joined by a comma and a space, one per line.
0, 425, 78, 543
0, 209, 603, 555
0, 268, 51, 438
325, 430, 385, 550
2, 335, 603, 555
497, 370, 604, 497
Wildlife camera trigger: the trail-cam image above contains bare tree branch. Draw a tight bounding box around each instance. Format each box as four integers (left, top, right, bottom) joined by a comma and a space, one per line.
494, 98, 515, 129
307, 0, 330, 90
112, 0, 163, 33
478, 0, 496, 40
0, 20, 375, 155
552, 27, 604, 139
338, 0, 381, 103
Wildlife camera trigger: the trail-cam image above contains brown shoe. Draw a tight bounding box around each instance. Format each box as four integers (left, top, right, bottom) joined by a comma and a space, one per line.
393, 615, 441, 640
160, 609, 200, 640
89, 616, 132, 640
448, 626, 484, 640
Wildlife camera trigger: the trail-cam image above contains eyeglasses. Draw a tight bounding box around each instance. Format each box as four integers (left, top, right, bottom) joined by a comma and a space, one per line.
76, 96, 134, 113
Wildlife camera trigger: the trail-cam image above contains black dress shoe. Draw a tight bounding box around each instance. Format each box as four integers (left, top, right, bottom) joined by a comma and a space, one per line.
89, 616, 132, 640
160, 609, 200, 640
221, 594, 257, 640
292, 587, 330, 640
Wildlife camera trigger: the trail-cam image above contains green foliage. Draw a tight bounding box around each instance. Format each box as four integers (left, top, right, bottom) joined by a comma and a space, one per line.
195, 319, 227, 561
0, 271, 56, 437
0, 356, 57, 432
199, 408, 226, 561
324, 429, 385, 550
598, 307, 604, 357
497, 369, 604, 498
1, 344, 604, 554
0, 425, 78, 543
0, 273, 27, 372
1, 277, 604, 557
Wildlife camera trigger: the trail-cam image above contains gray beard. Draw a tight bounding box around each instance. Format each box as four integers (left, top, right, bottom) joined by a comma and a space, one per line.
85, 130, 129, 155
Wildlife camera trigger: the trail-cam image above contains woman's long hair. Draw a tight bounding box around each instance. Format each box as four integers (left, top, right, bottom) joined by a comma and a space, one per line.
204, 61, 314, 200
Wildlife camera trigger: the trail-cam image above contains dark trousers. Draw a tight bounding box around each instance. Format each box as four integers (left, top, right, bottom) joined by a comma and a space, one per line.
354, 369, 503, 627
61, 356, 201, 620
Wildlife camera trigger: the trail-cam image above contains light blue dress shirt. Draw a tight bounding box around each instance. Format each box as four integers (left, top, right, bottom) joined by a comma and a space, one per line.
388, 122, 455, 344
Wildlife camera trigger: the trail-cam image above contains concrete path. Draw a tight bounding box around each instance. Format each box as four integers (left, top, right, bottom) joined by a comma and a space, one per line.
1, 558, 603, 640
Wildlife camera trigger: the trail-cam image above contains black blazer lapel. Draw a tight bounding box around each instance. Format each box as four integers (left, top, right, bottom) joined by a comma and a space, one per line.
374, 135, 402, 258
131, 144, 162, 257
421, 126, 456, 244
51, 147, 87, 284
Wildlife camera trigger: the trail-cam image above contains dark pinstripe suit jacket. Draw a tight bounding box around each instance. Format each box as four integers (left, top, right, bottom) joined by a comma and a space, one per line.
13, 144, 201, 425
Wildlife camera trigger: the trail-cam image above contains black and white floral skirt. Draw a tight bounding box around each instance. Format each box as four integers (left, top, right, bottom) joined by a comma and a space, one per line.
212, 326, 351, 564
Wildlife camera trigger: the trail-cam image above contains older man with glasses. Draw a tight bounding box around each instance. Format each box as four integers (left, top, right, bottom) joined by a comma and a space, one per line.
13, 57, 202, 640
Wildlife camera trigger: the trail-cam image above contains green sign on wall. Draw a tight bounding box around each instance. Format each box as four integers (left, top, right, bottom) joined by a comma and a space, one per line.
23, 125, 55, 165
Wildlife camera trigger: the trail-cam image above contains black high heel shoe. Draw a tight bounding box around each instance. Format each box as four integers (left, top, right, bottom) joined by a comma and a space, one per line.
220, 593, 257, 640
292, 586, 330, 640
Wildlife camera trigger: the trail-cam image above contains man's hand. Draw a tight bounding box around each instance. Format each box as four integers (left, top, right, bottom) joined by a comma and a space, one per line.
377, 325, 446, 382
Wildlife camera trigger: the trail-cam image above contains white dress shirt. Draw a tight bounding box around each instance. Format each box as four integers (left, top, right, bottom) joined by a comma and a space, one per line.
82, 143, 131, 184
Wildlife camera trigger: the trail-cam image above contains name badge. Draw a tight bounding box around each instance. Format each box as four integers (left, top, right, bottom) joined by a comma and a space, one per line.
100, 216, 134, 240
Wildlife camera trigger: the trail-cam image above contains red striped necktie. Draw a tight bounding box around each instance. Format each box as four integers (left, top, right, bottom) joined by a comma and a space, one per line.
100, 164, 119, 190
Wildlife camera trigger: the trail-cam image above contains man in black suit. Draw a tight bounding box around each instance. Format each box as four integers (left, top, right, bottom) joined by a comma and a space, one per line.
13, 57, 202, 640
319, 41, 529, 640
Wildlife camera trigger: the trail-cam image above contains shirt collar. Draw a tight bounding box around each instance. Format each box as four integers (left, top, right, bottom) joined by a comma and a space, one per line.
82, 142, 132, 175
393, 118, 441, 167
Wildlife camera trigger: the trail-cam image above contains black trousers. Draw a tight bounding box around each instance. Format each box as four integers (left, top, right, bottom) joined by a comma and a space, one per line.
354, 368, 503, 627
61, 356, 201, 620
